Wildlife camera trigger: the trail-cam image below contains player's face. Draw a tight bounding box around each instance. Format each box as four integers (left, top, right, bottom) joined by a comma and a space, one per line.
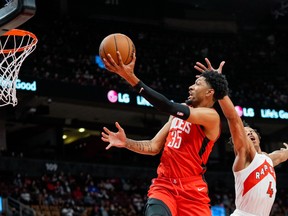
186, 76, 211, 106
244, 127, 261, 152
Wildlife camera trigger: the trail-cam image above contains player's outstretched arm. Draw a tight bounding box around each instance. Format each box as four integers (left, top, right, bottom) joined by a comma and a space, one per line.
194, 58, 256, 159
101, 120, 170, 155
268, 142, 288, 167
102, 51, 192, 120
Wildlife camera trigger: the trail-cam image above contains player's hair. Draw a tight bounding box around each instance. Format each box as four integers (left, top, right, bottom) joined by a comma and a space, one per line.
228, 120, 261, 148
201, 70, 229, 101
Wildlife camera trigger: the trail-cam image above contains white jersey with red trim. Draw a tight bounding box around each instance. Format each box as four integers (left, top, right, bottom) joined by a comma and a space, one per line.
231, 153, 276, 216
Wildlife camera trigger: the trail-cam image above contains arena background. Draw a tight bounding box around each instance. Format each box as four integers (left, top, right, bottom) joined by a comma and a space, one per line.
0, 0, 287, 215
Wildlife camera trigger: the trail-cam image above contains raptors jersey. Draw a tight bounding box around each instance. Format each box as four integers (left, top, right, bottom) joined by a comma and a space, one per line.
232, 153, 276, 216
156, 117, 219, 178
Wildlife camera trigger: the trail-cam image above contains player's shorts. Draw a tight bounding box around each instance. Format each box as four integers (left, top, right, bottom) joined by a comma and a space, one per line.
147, 176, 211, 216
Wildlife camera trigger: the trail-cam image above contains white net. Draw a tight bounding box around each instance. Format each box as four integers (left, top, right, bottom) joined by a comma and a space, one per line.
0, 29, 37, 106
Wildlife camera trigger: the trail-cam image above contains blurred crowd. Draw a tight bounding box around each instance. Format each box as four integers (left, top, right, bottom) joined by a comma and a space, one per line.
20, 16, 288, 108
1, 172, 148, 216
0, 171, 287, 216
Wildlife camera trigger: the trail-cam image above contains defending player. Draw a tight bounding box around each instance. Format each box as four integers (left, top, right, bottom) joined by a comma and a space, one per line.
194, 58, 288, 216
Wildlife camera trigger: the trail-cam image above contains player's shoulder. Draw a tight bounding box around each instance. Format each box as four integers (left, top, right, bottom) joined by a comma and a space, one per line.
257, 152, 272, 161
260, 151, 269, 156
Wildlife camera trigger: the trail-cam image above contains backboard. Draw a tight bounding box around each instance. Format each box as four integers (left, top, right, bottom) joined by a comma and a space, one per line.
0, 0, 36, 35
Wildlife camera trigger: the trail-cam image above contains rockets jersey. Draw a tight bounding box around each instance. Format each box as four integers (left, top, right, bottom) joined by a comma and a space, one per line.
156, 116, 219, 178
233, 153, 276, 216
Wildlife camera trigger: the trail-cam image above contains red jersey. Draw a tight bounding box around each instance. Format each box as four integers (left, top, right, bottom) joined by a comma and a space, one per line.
157, 116, 220, 178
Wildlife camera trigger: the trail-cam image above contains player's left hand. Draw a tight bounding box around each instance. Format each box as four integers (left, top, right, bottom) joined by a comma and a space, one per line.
194, 58, 225, 74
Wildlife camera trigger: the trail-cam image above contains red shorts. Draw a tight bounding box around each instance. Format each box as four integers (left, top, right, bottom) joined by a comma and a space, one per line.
147, 176, 211, 216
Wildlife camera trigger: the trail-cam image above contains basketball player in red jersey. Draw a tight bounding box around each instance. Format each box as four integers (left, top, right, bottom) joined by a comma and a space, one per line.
101, 52, 229, 215
194, 58, 288, 216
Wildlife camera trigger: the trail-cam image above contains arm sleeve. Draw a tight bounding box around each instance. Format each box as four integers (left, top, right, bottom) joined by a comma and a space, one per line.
134, 81, 190, 120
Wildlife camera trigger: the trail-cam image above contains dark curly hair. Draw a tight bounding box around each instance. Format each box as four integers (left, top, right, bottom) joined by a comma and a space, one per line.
201, 70, 229, 101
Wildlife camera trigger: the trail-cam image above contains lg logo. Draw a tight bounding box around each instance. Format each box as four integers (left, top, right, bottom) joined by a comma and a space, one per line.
107, 90, 151, 106
107, 90, 130, 104
235, 106, 255, 117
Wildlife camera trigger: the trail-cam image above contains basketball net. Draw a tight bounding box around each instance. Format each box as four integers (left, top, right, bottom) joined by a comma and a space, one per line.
0, 29, 38, 106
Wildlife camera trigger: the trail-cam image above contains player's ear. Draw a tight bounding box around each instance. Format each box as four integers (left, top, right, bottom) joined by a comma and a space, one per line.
206, 89, 214, 97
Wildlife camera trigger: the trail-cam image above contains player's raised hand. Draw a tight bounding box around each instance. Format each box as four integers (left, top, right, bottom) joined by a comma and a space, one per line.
194, 58, 225, 74
102, 52, 138, 85
101, 122, 127, 150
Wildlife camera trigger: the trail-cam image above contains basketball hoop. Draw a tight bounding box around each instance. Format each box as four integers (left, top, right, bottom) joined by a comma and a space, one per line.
0, 29, 38, 106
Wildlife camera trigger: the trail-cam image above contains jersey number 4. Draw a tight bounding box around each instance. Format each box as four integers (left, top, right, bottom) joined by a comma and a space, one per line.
266, 181, 274, 198
167, 130, 182, 149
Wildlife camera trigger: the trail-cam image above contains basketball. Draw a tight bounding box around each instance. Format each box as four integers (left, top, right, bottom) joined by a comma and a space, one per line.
99, 33, 135, 65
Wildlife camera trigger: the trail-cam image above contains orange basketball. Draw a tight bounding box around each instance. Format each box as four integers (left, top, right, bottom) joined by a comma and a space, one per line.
99, 33, 135, 65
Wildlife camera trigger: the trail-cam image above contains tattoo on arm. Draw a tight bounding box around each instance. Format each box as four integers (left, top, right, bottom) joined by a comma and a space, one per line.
126, 139, 153, 153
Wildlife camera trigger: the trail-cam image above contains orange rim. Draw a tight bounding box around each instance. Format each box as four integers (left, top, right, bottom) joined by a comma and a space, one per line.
1, 29, 38, 53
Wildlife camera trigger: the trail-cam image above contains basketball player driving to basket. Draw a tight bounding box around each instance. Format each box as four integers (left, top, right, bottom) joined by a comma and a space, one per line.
101, 51, 229, 215
194, 58, 288, 216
